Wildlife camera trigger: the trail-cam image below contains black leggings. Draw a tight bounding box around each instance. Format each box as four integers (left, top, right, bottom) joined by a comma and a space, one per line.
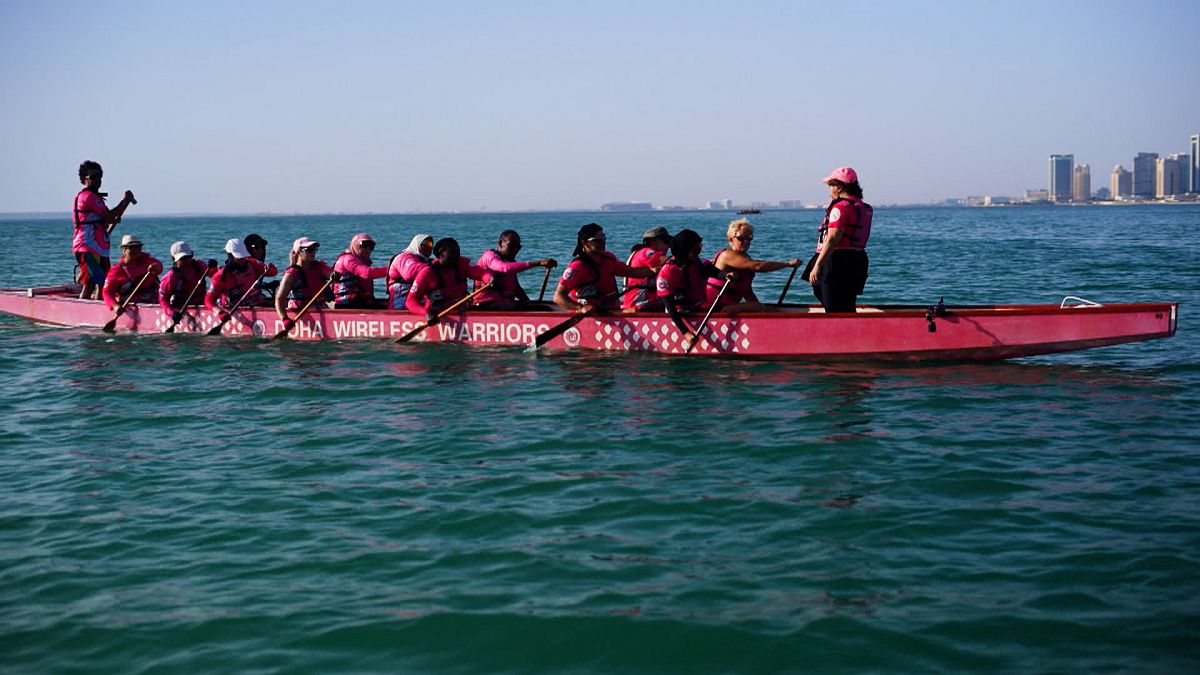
805, 249, 868, 313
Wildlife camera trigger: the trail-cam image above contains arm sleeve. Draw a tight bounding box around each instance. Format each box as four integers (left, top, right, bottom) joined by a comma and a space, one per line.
101, 267, 123, 309
405, 267, 432, 315
158, 272, 175, 314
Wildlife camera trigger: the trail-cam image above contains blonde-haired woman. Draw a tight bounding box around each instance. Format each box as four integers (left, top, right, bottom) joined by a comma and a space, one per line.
275, 237, 334, 329
707, 219, 799, 312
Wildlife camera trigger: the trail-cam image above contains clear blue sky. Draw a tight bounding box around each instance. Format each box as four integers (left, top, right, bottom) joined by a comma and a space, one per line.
2, 0, 1197, 213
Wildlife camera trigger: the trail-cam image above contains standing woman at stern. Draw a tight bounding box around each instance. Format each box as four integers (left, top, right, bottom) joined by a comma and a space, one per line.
804, 167, 872, 313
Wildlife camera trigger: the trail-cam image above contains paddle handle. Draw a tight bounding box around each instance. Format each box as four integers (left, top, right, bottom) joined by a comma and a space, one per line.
273, 273, 338, 340
537, 263, 556, 302
103, 269, 154, 332
207, 271, 269, 336
686, 276, 732, 354
395, 282, 494, 343
777, 264, 799, 305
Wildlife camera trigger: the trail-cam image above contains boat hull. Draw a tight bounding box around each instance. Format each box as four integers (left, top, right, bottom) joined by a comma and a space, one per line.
0, 287, 1177, 361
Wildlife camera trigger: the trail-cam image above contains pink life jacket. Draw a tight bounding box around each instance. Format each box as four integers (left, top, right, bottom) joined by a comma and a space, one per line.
72, 188, 110, 256
707, 249, 755, 306
387, 252, 429, 310
159, 261, 210, 313
817, 197, 873, 251
560, 252, 620, 310
285, 261, 333, 307
333, 252, 385, 305
655, 258, 710, 311
622, 246, 665, 310
208, 259, 267, 309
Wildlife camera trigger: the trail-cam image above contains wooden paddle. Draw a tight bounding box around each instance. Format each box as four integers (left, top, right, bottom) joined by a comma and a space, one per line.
272, 272, 339, 340
102, 269, 154, 333
164, 263, 213, 333
530, 284, 650, 350
206, 270, 269, 336
777, 264, 799, 305
686, 275, 732, 354
395, 282, 494, 343
536, 262, 556, 301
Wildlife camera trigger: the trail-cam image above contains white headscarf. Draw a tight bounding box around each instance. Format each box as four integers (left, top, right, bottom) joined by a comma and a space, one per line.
404, 233, 433, 259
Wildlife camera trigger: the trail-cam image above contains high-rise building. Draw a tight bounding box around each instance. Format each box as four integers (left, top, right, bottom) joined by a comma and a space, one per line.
1111, 165, 1132, 199
1156, 155, 1185, 198
1072, 164, 1091, 201
1049, 154, 1074, 201
1133, 152, 1158, 197
1191, 134, 1199, 193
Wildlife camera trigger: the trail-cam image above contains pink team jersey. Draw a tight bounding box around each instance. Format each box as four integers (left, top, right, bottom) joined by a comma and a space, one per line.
473, 249, 536, 305
72, 189, 111, 256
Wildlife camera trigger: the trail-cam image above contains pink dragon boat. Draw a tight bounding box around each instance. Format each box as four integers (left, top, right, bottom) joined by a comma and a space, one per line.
0, 285, 1177, 361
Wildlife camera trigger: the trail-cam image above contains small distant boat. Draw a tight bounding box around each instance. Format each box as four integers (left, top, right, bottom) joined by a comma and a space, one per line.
737, 209, 761, 215
0, 286, 1177, 361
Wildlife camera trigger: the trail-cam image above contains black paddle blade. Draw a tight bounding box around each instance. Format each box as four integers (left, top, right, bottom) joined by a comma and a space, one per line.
206, 322, 226, 336
271, 328, 289, 340
165, 324, 177, 333
102, 320, 117, 333
534, 313, 586, 348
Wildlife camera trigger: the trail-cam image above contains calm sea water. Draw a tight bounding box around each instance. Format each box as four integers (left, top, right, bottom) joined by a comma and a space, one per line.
1, 206, 1198, 673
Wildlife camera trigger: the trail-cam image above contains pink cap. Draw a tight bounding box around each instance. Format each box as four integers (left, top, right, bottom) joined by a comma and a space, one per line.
292, 236, 319, 253
822, 166, 858, 184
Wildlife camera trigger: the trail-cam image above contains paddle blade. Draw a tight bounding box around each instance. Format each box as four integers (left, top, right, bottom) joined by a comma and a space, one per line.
102, 319, 117, 333
534, 313, 586, 349
165, 324, 176, 334
271, 328, 289, 340
206, 322, 226, 336
394, 322, 428, 343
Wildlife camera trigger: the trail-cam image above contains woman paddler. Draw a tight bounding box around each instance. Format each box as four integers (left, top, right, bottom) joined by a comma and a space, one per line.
709, 219, 800, 312
622, 226, 671, 311
405, 238, 489, 325
275, 237, 334, 330
73, 160, 136, 300
553, 223, 655, 313
656, 229, 724, 348
159, 241, 217, 318
387, 233, 433, 310
332, 233, 388, 309
102, 234, 163, 310
206, 238, 279, 313
804, 166, 872, 313
473, 230, 556, 310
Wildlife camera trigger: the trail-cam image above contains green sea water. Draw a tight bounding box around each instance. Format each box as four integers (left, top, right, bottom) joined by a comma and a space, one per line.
1, 206, 1198, 673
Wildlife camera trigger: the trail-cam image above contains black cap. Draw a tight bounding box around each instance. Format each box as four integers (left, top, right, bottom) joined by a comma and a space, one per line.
244, 234, 268, 248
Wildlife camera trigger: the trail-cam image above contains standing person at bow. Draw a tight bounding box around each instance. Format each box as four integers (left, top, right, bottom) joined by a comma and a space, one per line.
387, 233, 433, 310
276, 237, 334, 325
656, 229, 724, 348
405, 238, 489, 324
206, 238, 278, 313
332, 233, 388, 309
553, 223, 655, 314
102, 234, 162, 310
72, 160, 136, 300
159, 241, 217, 318
622, 226, 672, 311
473, 230, 556, 310
804, 166, 872, 313
709, 219, 800, 313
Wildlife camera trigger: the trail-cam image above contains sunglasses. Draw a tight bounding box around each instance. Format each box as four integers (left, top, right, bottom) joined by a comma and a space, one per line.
733, 235, 754, 242
359, 240, 376, 249
586, 235, 607, 243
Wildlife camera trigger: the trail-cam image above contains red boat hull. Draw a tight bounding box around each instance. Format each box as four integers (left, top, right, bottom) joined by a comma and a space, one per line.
0, 287, 1177, 361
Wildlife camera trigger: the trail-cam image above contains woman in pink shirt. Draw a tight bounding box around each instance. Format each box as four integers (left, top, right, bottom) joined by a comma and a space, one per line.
332, 233, 388, 309
102, 234, 163, 310
405, 238, 489, 324
159, 241, 217, 321
72, 160, 136, 300
275, 237, 334, 330
554, 224, 655, 314
622, 226, 671, 311
387, 233, 433, 310
206, 238, 278, 313
473, 230, 556, 310
709, 219, 799, 312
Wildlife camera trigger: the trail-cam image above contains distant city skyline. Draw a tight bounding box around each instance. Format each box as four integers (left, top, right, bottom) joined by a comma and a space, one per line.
2, 2, 1198, 213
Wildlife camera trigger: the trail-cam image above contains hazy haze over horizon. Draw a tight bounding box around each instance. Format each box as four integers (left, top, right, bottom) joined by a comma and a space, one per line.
2, 0, 1197, 213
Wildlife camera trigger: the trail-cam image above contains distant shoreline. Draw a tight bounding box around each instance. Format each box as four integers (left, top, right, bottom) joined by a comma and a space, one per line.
2, 200, 1197, 221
